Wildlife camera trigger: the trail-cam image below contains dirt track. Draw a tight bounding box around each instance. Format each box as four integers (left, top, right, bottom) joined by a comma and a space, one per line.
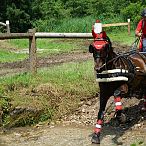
0, 96, 146, 146
0, 52, 93, 76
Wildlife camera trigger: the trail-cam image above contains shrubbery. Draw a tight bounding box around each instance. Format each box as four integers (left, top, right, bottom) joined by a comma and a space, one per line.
0, 0, 145, 32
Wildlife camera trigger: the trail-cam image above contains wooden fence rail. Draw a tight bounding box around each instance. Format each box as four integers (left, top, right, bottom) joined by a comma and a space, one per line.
103, 19, 130, 35
35, 32, 92, 38
0, 20, 131, 74
0, 33, 32, 39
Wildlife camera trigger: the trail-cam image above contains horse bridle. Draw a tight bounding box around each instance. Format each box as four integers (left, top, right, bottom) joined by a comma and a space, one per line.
93, 46, 112, 71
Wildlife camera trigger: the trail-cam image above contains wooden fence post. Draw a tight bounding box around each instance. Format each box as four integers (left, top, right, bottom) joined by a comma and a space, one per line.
6, 20, 10, 33
29, 29, 37, 74
128, 19, 130, 35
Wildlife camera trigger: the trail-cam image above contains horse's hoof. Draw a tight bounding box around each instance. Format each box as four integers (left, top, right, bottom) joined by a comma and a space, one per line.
117, 113, 126, 123
91, 133, 100, 144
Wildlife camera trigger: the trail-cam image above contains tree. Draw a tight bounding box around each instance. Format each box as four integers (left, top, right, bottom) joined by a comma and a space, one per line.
5, 0, 32, 32
121, 2, 143, 25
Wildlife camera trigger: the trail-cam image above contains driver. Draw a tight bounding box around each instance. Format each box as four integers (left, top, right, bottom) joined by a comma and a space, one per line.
135, 8, 146, 52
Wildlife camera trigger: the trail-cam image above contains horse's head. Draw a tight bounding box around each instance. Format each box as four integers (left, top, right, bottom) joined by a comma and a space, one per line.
89, 40, 113, 72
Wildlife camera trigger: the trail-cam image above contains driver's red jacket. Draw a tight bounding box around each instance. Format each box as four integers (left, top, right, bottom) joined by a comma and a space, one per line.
135, 19, 146, 51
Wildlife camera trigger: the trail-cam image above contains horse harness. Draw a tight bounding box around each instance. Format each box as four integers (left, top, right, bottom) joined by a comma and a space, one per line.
96, 52, 142, 83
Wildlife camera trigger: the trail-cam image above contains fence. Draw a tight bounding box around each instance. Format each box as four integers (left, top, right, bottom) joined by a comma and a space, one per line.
0, 20, 10, 33
103, 19, 130, 35
0, 20, 131, 74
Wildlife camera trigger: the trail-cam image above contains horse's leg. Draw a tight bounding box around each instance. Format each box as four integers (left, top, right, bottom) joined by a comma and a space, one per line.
114, 86, 126, 123
91, 83, 109, 144
114, 89, 123, 118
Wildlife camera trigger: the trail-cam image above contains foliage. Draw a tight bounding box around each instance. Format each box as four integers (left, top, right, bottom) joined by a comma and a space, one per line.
63, 0, 90, 17
5, 0, 32, 32
0, 0, 146, 32
121, 2, 144, 25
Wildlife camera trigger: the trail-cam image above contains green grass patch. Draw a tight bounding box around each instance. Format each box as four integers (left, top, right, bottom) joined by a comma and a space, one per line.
108, 30, 136, 46
38, 16, 128, 33
0, 60, 98, 126
9, 39, 29, 49
0, 38, 89, 62
38, 60, 97, 96
53, 16, 94, 33
36, 38, 88, 56
0, 49, 27, 62
0, 60, 97, 97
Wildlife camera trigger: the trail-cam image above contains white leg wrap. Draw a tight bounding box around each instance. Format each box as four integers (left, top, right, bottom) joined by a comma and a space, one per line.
96, 124, 101, 129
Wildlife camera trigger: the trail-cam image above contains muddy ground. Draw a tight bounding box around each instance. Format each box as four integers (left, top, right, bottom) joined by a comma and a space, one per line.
0, 96, 145, 146
0, 43, 146, 146
0, 42, 130, 76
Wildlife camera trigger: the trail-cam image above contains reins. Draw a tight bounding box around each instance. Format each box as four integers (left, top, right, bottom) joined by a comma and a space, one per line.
129, 37, 140, 51
95, 44, 143, 79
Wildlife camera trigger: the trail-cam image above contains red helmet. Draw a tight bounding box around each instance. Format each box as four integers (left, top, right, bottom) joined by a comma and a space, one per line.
96, 20, 100, 23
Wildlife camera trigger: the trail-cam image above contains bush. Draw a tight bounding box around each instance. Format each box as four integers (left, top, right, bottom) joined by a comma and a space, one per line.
121, 2, 144, 26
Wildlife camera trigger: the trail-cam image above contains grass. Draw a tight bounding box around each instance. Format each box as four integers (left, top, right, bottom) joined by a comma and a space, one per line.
0, 60, 98, 126
130, 140, 145, 146
53, 16, 94, 33
0, 60, 97, 98
0, 39, 29, 62
0, 49, 27, 62
36, 38, 88, 55
8, 39, 29, 49
9, 38, 85, 53
35, 15, 127, 33
108, 30, 136, 46
0, 38, 89, 62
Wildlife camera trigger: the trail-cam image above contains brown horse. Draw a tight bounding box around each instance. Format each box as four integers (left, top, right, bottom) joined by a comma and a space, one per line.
89, 42, 146, 144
